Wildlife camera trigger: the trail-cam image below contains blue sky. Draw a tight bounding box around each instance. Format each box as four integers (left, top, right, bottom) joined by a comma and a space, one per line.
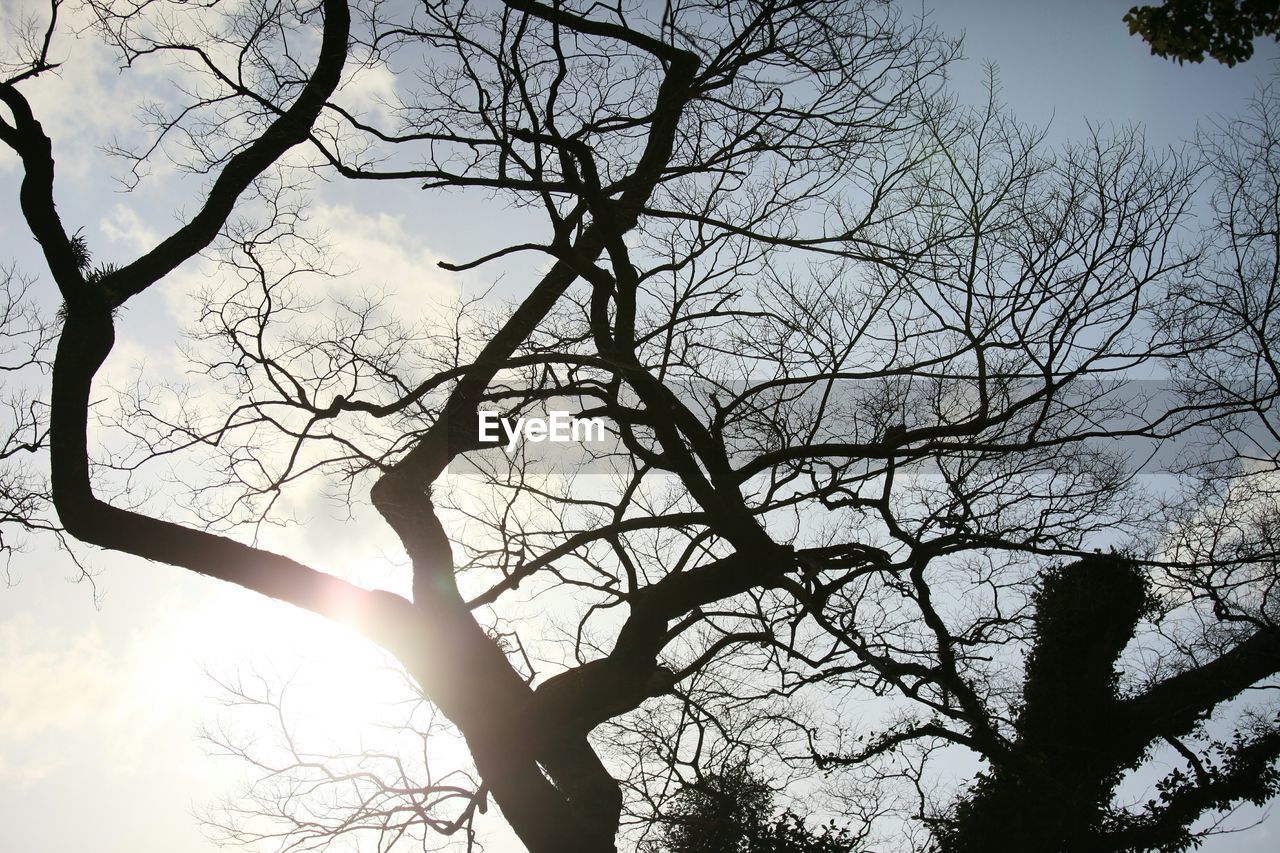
1, 1, 1278, 851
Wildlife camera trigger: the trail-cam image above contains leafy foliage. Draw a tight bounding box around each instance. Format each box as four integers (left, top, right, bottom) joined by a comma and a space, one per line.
1125, 0, 1280, 65
659, 765, 857, 853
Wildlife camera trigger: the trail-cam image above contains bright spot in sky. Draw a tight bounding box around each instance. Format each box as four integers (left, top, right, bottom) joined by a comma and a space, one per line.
199, 579, 471, 768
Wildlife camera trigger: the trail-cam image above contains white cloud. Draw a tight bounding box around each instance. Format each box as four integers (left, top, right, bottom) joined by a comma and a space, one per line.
98, 204, 160, 254
311, 202, 458, 318
0, 1, 144, 177
334, 61, 403, 127
0, 615, 114, 742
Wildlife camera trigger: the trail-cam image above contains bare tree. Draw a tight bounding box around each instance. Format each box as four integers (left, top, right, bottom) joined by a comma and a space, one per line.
3, 1, 1280, 852
0, 263, 58, 578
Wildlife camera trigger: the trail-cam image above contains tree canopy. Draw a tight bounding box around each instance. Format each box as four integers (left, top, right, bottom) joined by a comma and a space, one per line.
1125, 0, 1280, 65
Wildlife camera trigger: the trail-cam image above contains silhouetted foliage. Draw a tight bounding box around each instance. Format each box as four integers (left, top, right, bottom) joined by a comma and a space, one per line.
936, 558, 1155, 852
936, 560, 1280, 852
659, 765, 855, 853
1125, 0, 1280, 65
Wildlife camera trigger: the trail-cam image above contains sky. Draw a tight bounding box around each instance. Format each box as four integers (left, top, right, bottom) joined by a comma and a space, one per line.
1, 1, 1278, 851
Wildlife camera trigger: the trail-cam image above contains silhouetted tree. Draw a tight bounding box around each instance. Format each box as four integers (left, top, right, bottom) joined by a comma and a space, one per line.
3, 2, 1280, 851
932, 558, 1279, 852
